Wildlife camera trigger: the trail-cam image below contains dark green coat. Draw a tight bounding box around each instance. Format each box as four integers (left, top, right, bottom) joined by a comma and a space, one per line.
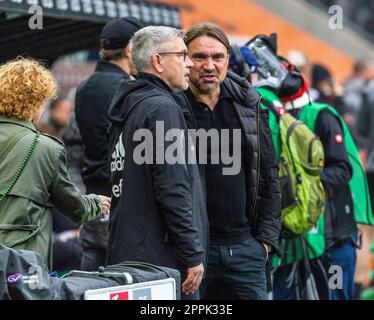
0, 116, 103, 266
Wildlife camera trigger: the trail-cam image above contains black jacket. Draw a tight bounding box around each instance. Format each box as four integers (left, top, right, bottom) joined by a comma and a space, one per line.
222, 72, 282, 251
106, 73, 208, 271
75, 60, 130, 195
290, 106, 356, 246
75, 61, 130, 250
314, 110, 356, 247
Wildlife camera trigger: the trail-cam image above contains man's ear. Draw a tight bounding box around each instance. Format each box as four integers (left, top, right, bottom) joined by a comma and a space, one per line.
151, 54, 163, 73
123, 46, 131, 59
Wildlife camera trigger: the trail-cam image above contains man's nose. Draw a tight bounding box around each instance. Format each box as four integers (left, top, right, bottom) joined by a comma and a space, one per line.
203, 58, 215, 71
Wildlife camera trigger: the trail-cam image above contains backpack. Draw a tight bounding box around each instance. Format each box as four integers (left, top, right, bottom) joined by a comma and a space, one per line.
278, 112, 325, 236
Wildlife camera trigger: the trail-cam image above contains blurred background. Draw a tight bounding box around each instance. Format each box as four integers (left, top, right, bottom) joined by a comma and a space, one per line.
0, 0, 373, 297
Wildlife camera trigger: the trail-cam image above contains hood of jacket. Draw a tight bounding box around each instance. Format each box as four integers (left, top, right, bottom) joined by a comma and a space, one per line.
108, 73, 196, 130
108, 77, 164, 127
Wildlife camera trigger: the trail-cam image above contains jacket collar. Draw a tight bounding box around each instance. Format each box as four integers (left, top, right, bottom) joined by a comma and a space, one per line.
184, 84, 231, 108
95, 60, 129, 77
222, 72, 261, 108
0, 115, 37, 132
135, 72, 172, 92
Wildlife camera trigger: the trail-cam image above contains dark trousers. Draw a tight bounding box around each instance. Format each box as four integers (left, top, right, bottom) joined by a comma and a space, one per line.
327, 240, 357, 300
180, 289, 200, 301
80, 223, 107, 271
80, 244, 106, 271
52, 237, 82, 272
200, 236, 267, 300
80, 183, 110, 271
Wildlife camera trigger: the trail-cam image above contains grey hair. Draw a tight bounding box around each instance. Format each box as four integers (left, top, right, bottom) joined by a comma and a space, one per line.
129, 26, 184, 72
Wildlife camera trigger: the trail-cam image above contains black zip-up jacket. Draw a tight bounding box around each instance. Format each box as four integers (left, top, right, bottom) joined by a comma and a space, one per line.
290, 107, 356, 246
75, 60, 130, 195
75, 61, 130, 250
106, 73, 208, 271
222, 72, 282, 251
314, 110, 356, 247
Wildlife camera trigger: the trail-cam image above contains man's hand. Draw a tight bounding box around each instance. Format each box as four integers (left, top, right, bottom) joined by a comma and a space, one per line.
182, 263, 204, 295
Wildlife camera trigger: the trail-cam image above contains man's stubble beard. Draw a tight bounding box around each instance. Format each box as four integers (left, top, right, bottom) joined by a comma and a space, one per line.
189, 78, 219, 94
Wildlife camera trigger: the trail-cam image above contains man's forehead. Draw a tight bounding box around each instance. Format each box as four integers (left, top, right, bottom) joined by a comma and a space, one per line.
169, 37, 187, 49
187, 36, 228, 52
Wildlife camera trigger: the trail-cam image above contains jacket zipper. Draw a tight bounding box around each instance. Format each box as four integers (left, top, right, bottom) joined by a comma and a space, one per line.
249, 97, 262, 224
185, 95, 210, 272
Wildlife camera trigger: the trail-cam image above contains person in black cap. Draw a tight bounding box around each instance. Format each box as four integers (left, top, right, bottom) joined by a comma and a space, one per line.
99, 17, 144, 62
75, 16, 143, 271
310, 63, 346, 116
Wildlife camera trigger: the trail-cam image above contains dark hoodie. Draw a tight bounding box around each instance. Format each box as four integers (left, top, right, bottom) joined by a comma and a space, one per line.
106, 73, 208, 271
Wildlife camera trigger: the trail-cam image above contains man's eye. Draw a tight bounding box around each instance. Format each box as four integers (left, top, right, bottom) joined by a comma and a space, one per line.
213, 56, 225, 61
192, 55, 205, 60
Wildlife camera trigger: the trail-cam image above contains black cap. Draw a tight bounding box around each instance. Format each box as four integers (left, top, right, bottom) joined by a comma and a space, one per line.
100, 17, 144, 50
312, 63, 332, 87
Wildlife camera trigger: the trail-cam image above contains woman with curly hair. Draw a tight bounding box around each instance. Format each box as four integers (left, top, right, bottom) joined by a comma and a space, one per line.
0, 58, 111, 267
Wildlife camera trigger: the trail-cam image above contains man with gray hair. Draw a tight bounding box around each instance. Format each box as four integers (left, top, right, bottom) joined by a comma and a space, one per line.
106, 26, 208, 300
